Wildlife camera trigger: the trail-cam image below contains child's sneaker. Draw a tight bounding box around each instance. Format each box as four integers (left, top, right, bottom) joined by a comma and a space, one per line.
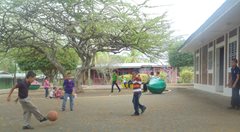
22, 125, 34, 129
131, 113, 140, 116
141, 106, 147, 114
40, 117, 48, 122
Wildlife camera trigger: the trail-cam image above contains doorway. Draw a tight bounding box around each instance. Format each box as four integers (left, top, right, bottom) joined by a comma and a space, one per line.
216, 47, 224, 92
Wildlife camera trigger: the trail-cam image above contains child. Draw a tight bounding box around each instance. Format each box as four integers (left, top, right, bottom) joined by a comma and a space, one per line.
62, 73, 75, 111
7, 71, 48, 130
55, 87, 63, 99
131, 71, 146, 116
49, 87, 56, 99
111, 70, 121, 93
150, 71, 155, 78
43, 77, 50, 98
156, 71, 161, 79
122, 76, 128, 88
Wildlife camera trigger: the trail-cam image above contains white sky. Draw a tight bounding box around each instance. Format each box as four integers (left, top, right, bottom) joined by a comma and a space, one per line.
131, 0, 226, 38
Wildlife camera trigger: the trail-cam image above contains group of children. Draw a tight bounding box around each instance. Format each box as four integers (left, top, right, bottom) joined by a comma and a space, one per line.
7, 70, 146, 130
43, 77, 64, 99
49, 87, 64, 99
115, 71, 161, 91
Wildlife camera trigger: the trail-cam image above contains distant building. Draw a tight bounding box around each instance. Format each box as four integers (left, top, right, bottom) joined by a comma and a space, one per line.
0, 71, 13, 89
83, 63, 177, 85
0, 72, 43, 89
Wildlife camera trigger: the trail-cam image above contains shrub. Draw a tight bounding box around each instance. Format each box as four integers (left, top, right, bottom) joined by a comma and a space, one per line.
160, 72, 167, 80
179, 70, 193, 83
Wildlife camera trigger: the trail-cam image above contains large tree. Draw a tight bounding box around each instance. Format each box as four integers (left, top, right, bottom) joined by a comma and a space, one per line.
168, 39, 193, 68
0, 0, 67, 75
0, 0, 171, 92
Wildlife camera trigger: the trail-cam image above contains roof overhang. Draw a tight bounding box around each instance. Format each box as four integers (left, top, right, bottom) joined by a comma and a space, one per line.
180, 0, 240, 52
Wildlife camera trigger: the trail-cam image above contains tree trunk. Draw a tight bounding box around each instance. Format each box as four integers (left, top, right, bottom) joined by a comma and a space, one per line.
75, 68, 86, 93
88, 69, 91, 86
75, 56, 93, 93
177, 67, 180, 76
42, 69, 57, 83
13, 63, 17, 85
45, 54, 65, 75
34, 47, 66, 75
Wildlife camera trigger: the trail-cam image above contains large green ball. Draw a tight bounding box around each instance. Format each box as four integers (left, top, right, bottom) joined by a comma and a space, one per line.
147, 77, 166, 94
29, 85, 41, 90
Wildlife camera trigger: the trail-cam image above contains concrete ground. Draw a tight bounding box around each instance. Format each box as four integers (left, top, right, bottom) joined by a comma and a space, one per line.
1, 87, 240, 132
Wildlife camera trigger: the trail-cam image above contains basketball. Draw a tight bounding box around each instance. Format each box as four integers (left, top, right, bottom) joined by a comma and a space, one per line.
47, 111, 58, 121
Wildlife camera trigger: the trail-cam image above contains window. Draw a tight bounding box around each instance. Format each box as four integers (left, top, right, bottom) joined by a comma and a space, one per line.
208, 51, 213, 70
229, 41, 237, 67
195, 50, 200, 73
229, 28, 237, 38
217, 36, 224, 44
195, 56, 199, 72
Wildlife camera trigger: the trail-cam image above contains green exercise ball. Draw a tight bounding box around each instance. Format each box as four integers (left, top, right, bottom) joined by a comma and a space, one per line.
29, 85, 41, 90
147, 77, 166, 94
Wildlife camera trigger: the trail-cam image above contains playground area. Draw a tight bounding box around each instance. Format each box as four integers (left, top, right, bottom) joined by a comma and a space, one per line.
1, 87, 240, 132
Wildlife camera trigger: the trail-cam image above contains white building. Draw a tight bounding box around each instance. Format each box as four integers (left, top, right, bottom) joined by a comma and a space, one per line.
180, 0, 240, 96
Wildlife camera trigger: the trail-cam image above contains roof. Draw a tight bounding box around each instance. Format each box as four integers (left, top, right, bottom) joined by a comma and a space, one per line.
0, 71, 10, 74
180, 0, 240, 52
0, 72, 45, 79
91, 62, 169, 69
77, 62, 170, 69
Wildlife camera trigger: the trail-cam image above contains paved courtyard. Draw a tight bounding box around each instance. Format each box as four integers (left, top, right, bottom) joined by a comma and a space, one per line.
1, 87, 240, 132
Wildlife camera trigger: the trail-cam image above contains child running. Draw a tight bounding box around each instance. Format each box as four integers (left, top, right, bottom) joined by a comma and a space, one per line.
131, 71, 146, 116
111, 70, 121, 93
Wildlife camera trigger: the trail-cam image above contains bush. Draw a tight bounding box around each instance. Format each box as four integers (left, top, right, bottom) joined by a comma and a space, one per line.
179, 70, 193, 83
160, 72, 167, 81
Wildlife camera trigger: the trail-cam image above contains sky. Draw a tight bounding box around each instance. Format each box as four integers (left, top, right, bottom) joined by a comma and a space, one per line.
131, 0, 226, 38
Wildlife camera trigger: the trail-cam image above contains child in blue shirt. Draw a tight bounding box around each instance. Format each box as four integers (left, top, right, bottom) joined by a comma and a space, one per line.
62, 73, 75, 111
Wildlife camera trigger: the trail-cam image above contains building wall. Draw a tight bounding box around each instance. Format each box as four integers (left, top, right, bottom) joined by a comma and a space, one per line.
201, 45, 208, 84
0, 78, 13, 89
194, 26, 240, 96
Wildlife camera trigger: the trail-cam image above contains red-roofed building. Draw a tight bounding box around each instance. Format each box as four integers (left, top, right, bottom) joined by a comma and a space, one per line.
80, 63, 177, 85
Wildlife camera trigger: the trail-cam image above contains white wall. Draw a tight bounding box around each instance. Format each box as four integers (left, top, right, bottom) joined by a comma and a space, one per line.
194, 83, 232, 96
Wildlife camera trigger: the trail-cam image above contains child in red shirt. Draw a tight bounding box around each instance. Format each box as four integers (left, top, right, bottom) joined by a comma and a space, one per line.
131, 72, 146, 116
55, 88, 63, 99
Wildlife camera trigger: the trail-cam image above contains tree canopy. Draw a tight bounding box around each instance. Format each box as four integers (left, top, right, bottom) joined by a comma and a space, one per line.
0, 0, 172, 91
15, 48, 79, 80
168, 39, 193, 68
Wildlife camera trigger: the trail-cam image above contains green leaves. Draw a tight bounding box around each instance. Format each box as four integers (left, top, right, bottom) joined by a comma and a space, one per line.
168, 40, 193, 67
0, 0, 172, 76
15, 48, 79, 72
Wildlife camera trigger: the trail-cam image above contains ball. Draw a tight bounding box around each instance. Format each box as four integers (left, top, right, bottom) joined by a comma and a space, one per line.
147, 77, 166, 94
47, 111, 58, 121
